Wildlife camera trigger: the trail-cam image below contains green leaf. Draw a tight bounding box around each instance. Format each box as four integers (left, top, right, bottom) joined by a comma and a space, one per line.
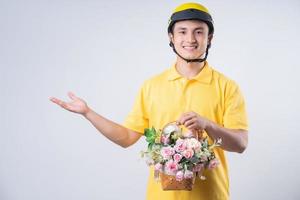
148, 143, 154, 150
144, 127, 157, 145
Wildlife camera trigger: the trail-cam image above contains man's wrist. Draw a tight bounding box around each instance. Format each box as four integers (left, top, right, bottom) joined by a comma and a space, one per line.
83, 107, 93, 119
204, 118, 214, 132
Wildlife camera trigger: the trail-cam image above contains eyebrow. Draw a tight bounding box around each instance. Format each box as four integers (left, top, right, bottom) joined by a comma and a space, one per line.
176, 27, 205, 31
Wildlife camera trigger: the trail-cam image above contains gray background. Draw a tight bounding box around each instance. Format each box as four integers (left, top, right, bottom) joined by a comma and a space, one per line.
1, 0, 300, 199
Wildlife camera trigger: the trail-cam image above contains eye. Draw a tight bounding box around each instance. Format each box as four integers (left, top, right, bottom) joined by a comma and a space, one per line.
196, 31, 203, 34
178, 31, 186, 34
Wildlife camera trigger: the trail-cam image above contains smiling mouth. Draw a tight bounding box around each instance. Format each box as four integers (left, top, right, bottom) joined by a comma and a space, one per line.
183, 46, 198, 50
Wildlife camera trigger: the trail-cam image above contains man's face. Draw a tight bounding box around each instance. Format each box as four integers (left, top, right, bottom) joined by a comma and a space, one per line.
169, 20, 212, 60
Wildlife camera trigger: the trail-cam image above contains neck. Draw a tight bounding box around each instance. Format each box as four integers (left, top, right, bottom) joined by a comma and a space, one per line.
175, 57, 206, 79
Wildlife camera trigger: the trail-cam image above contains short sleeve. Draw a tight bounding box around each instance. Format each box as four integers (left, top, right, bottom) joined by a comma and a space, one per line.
123, 84, 149, 134
223, 81, 248, 130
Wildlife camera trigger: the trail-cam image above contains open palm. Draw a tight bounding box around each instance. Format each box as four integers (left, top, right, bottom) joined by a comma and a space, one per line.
49, 92, 89, 115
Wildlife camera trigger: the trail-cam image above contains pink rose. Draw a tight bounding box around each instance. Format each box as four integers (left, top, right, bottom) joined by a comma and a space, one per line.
165, 160, 178, 175
187, 138, 201, 150
184, 170, 194, 179
175, 170, 184, 181
174, 138, 187, 152
173, 153, 183, 163
161, 146, 175, 160
208, 158, 219, 170
183, 149, 194, 159
200, 154, 208, 162
161, 135, 170, 145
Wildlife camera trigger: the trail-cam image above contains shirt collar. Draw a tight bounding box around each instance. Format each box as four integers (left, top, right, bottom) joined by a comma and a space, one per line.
167, 61, 213, 84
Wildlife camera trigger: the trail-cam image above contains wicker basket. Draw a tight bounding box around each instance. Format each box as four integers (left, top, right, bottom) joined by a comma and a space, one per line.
160, 173, 195, 191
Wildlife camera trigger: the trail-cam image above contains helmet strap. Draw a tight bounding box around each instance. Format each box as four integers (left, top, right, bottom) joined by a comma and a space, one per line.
169, 42, 210, 63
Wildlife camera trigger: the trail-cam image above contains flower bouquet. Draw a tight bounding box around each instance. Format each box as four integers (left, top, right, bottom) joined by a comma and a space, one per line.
141, 122, 222, 191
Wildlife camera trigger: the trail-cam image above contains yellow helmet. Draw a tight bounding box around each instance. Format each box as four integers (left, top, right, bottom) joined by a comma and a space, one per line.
168, 2, 214, 35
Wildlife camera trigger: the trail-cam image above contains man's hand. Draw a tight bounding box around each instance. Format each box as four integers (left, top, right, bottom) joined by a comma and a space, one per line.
49, 92, 90, 115
49, 91, 141, 148
177, 111, 248, 153
177, 111, 210, 133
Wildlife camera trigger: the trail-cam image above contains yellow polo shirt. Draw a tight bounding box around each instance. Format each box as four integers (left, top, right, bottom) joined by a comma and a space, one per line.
123, 61, 248, 200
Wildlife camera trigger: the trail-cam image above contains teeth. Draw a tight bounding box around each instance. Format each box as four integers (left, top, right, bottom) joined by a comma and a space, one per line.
183, 46, 197, 49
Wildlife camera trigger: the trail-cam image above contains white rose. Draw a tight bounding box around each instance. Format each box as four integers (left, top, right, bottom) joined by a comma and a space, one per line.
163, 124, 179, 135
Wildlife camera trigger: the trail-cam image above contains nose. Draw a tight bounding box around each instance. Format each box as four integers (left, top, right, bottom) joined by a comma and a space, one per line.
186, 32, 196, 43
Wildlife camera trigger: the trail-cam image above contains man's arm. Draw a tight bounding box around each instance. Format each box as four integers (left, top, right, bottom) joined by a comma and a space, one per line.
205, 123, 248, 153
178, 111, 248, 153
83, 108, 142, 148
50, 92, 142, 148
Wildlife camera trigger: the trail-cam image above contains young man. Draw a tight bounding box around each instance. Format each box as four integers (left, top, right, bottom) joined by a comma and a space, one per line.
50, 3, 248, 200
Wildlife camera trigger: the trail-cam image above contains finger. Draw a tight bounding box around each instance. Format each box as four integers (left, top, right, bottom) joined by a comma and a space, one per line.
198, 128, 204, 133
183, 111, 197, 117
183, 117, 196, 127
196, 130, 204, 139
185, 111, 195, 116
49, 97, 61, 104
186, 123, 198, 131
178, 114, 193, 125
49, 97, 67, 108
68, 91, 79, 101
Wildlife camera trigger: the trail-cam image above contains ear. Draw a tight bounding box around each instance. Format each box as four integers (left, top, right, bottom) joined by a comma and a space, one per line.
168, 32, 174, 44
208, 34, 213, 46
